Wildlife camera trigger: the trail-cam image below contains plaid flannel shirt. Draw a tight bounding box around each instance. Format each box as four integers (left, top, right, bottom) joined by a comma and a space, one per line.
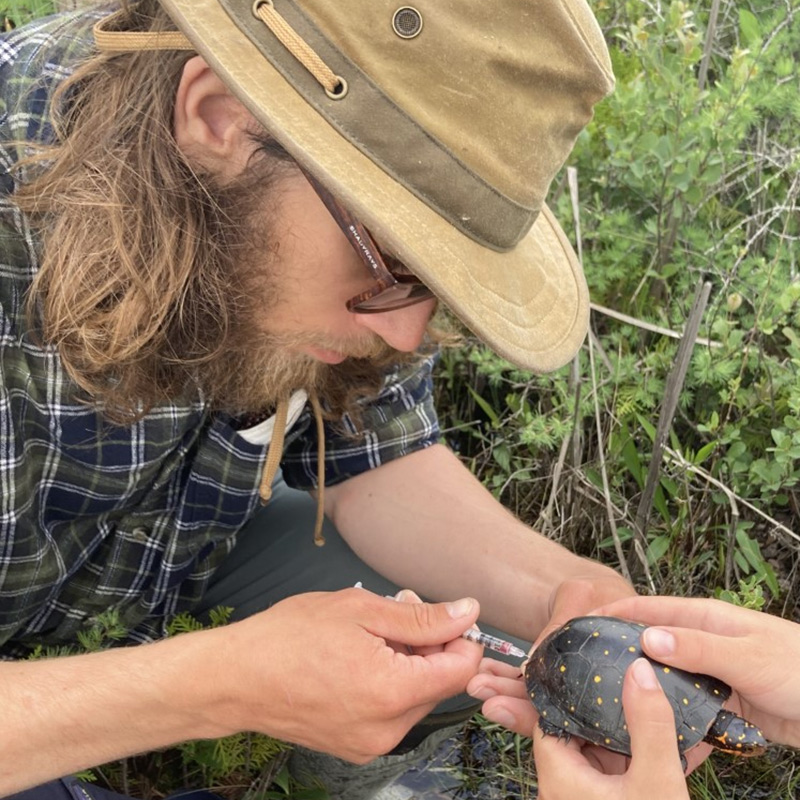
0, 5, 440, 658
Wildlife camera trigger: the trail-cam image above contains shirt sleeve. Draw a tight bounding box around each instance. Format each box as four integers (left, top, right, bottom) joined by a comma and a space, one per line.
280, 350, 441, 489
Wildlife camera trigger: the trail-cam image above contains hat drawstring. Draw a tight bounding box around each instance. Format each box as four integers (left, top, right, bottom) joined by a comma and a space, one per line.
258, 396, 289, 505
253, 1, 345, 99
93, 2, 345, 99
308, 388, 327, 547
257, 390, 327, 548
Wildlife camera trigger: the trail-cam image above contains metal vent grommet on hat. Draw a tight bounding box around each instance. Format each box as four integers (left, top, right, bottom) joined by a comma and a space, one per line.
392, 7, 423, 39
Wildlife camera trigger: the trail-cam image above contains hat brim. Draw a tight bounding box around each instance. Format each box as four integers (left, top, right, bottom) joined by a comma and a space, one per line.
162, 0, 589, 372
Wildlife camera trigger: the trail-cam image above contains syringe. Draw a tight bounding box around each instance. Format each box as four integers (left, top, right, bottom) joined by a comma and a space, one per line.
461, 628, 528, 659
354, 581, 528, 659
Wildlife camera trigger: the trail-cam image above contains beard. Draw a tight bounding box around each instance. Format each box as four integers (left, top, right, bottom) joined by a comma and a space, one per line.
179, 152, 425, 421
197, 325, 411, 420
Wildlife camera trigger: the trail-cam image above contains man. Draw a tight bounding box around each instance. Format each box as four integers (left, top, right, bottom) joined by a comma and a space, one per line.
0, 1, 632, 798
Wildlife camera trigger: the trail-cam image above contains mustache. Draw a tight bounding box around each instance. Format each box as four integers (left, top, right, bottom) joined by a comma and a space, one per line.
264, 330, 397, 362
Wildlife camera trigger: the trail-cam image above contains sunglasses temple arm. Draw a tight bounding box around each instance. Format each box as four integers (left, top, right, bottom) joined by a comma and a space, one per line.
300, 168, 389, 280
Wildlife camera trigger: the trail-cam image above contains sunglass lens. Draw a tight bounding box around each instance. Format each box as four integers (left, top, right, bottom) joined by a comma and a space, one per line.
350, 283, 435, 313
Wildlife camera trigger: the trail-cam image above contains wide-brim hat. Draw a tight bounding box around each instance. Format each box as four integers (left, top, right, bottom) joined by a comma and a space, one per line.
127, 0, 614, 371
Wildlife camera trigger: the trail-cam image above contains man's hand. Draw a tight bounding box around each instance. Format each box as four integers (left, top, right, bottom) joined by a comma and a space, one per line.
467, 576, 635, 737
206, 587, 484, 762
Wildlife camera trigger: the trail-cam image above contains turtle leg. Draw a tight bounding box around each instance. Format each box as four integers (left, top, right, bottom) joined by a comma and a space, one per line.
703, 709, 767, 756
534, 699, 574, 743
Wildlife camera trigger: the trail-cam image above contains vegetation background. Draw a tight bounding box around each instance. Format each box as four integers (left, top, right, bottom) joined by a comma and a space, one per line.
2, 0, 799, 797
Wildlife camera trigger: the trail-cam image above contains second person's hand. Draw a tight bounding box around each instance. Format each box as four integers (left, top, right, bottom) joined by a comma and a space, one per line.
596, 595, 800, 749
533, 657, 690, 800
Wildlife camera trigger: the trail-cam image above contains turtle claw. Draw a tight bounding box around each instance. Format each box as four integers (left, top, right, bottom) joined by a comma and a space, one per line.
538, 717, 572, 743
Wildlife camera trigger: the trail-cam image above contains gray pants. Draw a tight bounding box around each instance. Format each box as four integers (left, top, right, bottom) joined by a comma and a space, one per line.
197, 476, 529, 798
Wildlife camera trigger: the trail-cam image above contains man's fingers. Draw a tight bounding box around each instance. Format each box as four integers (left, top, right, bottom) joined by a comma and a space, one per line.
540, 579, 600, 641
354, 588, 481, 646
476, 657, 524, 679
624, 659, 690, 796
480, 695, 538, 736
467, 671, 528, 703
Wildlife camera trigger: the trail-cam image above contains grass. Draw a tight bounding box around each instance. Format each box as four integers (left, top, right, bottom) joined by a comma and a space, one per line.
1, 0, 59, 24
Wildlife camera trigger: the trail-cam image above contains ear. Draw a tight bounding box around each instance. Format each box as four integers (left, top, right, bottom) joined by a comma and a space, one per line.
174, 55, 255, 179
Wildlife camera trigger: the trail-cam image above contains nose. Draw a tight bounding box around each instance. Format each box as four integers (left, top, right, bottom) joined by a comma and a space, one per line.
354, 298, 437, 352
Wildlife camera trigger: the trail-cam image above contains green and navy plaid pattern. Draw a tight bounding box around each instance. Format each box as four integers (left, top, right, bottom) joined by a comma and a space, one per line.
0, 5, 440, 658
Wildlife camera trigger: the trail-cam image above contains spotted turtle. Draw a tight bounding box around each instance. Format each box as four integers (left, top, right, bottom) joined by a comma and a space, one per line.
525, 615, 766, 760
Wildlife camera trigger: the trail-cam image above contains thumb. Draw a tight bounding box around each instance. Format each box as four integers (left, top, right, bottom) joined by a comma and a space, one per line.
641, 626, 742, 688
624, 659, 690, 798
365, 594, 481, 647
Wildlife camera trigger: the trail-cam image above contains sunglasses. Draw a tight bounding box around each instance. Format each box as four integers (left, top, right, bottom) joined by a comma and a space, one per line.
301, 168, 435, 313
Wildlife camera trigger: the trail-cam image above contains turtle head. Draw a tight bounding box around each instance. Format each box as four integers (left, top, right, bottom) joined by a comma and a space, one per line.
704, 709, 768, 756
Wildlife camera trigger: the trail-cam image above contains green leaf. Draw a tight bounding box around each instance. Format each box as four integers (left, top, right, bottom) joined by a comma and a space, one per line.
466, 387, 500, 426
622, 438, 644, 488
693, 441, 717, 465
646, 534, 671, 565
493, 443, 511, 473
739, 9, 761, 46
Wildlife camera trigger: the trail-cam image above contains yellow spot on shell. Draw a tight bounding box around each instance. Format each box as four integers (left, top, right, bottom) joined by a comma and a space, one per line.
678, 734, 684, 741
570, 705, 576, 712
564, 721, 569, 727
695, 683, 701, 689
604, 738, 611, 744
614, 697, 619, 703
560, 665, 567, 672
682, 698, 689, 705
663, 667, 671, 673
597, 697, 603, 705
592, 632, 600, 637
628, 646, 636, 652
604, 650, 610, 656
594, 675, 602, 683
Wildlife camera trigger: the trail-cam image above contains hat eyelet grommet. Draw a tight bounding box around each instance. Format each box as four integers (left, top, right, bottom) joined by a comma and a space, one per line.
392, 7, 423, 39
325, 75, 349, 100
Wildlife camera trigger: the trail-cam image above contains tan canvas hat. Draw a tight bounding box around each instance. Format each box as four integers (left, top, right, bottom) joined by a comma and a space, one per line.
112, 1, 614, 372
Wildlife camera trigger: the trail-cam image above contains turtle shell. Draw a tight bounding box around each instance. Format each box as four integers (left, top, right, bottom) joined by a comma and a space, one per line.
524, 615, 731, 756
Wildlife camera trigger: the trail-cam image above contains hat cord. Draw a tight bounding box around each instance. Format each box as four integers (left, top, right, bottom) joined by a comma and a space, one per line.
93, 1, 346, 99
258, 389, 328, 548
254, 1, 345, 99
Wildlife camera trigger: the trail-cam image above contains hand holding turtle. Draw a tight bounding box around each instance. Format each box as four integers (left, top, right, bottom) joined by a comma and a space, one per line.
596, 595, 800, 749
533, 657, 690, 800
466, 576, 636, 738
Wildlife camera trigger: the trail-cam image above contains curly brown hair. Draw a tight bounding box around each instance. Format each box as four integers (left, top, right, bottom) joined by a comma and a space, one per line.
14, 0, 433, 424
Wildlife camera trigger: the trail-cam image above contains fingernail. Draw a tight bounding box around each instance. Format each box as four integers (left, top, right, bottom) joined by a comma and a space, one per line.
631, 658, 660, 690
446, 598, 475, 618
395, 589, 421, 603
643, 627, 676, 657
